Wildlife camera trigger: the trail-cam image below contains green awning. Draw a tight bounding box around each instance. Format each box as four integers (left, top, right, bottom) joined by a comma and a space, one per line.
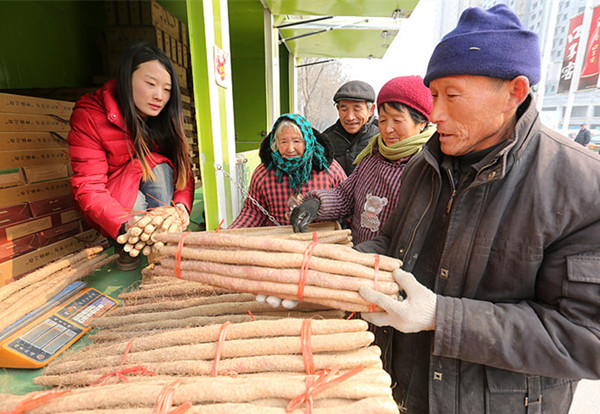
264, 0, 419, 59
264, 0, 419, 18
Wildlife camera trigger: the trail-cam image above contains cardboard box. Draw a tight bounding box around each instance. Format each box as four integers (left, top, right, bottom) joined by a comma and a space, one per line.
28, 194, 74, 217
0, 93, 74, 117
104, 0, 117, 26
171, 36, 178, 64
0, 113, 70, 132
105, 26, 163, 53
176, 40, 183, 66
180, 20, 188, 46
0, 131, 68, 151
0, 208, 79, 243
173, 63, 188, 89
0, 229, 100, 285
129, 0, 141, 25
0, 168, 26, 189
140, 0, 180, 40
0, 149, 69, 169
0, 178, 71, 208
163, 33, 171, 59
36, 220, 81, 247
182, 45, 189, 69
0, 234, 39, 264
116, 0, 130, 25
23, 163, 70, 184
181, 92, 191, 105
0, 203, 31, 226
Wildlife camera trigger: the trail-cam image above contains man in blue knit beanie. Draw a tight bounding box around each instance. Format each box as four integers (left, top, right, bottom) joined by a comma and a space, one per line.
356, 4, 600, 413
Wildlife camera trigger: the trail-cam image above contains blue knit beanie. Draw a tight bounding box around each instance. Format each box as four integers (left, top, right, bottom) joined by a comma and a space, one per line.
424, 4, 541, 86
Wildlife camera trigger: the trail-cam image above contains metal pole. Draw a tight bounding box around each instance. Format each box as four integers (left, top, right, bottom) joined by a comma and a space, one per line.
275, 16, 333, 29
536, 0, 560, 112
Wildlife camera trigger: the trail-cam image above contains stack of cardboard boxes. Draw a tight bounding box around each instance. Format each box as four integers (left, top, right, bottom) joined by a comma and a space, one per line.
0, 93, 102, 285
103, 0, 201, 186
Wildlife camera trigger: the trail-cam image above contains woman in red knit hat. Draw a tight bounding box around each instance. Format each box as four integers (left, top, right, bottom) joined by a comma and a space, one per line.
291, 75, 435, 244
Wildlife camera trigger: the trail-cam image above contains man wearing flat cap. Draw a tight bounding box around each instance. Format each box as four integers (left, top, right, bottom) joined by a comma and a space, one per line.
356, 4, 600, 413
322, 80, 379, 175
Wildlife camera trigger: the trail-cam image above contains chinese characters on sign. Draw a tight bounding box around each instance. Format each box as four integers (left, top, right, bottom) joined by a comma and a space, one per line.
558, 13, 584, 94
578, 6, 600, 90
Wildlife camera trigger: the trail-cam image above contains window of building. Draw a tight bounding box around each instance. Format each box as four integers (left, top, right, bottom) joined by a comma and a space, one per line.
543, 106, 557, 111
571, 106, 587, 117
594, 106, 600, 116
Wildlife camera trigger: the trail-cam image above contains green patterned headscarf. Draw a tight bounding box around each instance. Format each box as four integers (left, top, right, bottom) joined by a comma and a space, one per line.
267, 113, 329, 193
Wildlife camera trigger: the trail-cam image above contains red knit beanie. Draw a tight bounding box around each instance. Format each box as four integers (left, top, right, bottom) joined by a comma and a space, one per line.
376, 76, 433, 121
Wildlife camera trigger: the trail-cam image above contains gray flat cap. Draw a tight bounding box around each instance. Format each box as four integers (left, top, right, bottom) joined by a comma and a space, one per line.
333, 80, 375, 103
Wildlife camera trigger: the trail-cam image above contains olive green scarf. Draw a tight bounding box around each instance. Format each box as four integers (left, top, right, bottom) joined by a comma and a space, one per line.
353, 126, 436, 165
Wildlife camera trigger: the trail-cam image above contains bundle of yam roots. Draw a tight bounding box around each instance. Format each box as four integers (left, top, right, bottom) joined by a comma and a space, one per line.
17, 318, 397, 413
87, 268, 346, 343
116, 205, 190, 258
0, 273, 400, 413
151, 231, 402, 312
0, 245, 114, 334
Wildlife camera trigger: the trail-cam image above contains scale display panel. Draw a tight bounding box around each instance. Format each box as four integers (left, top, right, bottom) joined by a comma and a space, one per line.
0, 287, 117, 369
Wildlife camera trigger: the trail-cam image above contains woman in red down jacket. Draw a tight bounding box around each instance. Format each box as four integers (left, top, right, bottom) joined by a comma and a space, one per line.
68, 42, 194, 270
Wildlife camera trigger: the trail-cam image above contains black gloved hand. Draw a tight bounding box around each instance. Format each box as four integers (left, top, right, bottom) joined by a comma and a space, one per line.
290, 198, 320, 233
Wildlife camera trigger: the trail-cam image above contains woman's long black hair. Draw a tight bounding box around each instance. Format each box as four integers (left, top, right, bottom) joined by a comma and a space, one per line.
116, 41, 190, 190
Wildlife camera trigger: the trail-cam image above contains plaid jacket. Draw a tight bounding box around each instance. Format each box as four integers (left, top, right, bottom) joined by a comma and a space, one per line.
307, 151, 412, 244
229, 160, 346, 228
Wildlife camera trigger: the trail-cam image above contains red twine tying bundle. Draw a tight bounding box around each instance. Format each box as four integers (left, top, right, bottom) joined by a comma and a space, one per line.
298, 233, 319, 301
89, 340, 156, 386
154, 380, 192, 414
211, 321, 232, 377
301, 319, 315, 375
368, 254, 380, 313
1, 390, 71, 414
175, 231, 191, 279
247, 310, 256, 321
286, 364, 364, 413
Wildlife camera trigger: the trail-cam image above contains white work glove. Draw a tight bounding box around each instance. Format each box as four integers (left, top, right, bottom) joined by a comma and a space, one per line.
256, 294, 298, 309
174, 203, 190, 229
359, 268, 437, 333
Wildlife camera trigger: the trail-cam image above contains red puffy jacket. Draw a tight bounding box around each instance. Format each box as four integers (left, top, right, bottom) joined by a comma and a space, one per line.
68, 80, 194, 239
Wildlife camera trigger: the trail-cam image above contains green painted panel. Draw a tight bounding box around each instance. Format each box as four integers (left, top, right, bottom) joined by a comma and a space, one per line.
0, 1, 105, 90
279, 44, 290, 114
280, 28, 397, 58
229, 0, 268, 153
264, 0, 418, 18
187, 0, 220, 230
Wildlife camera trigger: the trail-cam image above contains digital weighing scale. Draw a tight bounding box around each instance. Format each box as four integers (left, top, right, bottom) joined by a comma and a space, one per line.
0, 281, 118, 369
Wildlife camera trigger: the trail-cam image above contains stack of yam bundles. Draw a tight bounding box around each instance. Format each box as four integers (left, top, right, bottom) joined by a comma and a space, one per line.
89, 285, 345, 344
0, 245, 114, 334
152, 232, 401, 312
22, 318, 399, 413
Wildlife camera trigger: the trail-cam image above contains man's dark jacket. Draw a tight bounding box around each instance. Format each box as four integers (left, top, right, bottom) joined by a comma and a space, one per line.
357, 95, 600, 413
322, 116, 378, 175
574, 128, 592, 146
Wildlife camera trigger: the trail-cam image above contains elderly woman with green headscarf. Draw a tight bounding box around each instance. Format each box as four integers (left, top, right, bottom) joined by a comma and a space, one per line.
230, 113, 347, 228
290, 76, 436, 244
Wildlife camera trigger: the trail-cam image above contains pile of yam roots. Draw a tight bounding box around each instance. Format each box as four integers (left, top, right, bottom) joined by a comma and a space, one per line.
0, 246, 114, 334
151, 231, 402, 313
0, 270, 400, 413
